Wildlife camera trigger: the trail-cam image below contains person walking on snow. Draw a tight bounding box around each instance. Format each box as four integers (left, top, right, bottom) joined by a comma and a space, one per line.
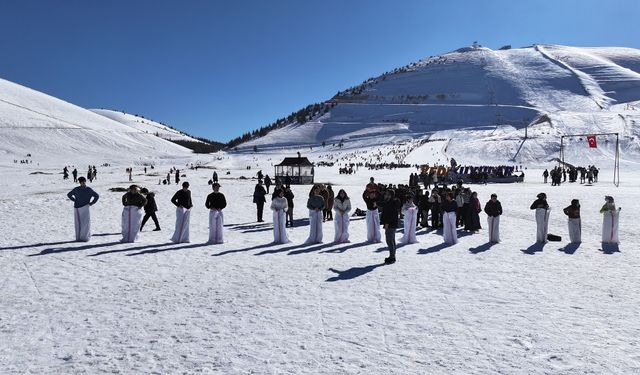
305, 186, 325, 244
253, 181, 267, 222
170, 182, 193, 243
563, 199, 581, 244
530, 193, 550, 243
600, 196, 621, 244
333, 189, 351, 243
67, 177, 99, 242
271, 188, 290, 244
381, 189, 401, 264
205, 183, 226, 244
140, 188, 161, 231
484, 193, 502, 243
121, 185, 146, 243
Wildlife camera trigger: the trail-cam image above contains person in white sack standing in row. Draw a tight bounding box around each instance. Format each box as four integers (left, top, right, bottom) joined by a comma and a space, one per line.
170, 181, 193, 243
205, 182, 226, 244
563, 199, 581, 244
362, 183, 381, 243
271, 188, 290, 244
305, 186, 325, 244
600, 196, 621, 244
333, 189, 351, 243
67, 176, 100, 242
530, 193, 550, 243
484, 193, 502, 243
399, 194, 419, 245
442, 192, 458, 245
121, 184, 147, 243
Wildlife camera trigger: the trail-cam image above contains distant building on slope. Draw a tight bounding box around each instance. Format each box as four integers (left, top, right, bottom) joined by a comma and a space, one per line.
274, 156, 314, 185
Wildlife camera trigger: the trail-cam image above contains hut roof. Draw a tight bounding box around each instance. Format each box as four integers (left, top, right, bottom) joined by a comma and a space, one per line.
275, 157, 313, 167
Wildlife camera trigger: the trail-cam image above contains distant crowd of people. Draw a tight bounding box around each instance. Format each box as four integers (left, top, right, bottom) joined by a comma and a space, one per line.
543, 165, 599, 185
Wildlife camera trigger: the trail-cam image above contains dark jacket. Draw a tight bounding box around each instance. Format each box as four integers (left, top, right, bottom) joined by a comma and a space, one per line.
206, 192, 227, 210
284, 190, 294, 208
307, 195, 325, 210
530, 198, 548, 210
563, 205, 580, 219
122, 192, 147, 208
380, 198, 401, 228
144, 193, 158, 212
253, 185, 267, 204
171, 189, 193, 209
67, 186, 99, 208
362, 191, 379, 210
484, 200, 503, 217
442, 200, 458, 213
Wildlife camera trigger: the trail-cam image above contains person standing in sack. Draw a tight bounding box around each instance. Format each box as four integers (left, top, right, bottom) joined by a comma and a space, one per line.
121, 185, 147, 243
205, 183, 226, 244
170, 182, 193, 243
363, 188, 382, 243
333, 189, 351, 243
140, 188, 161, 232
562, 199, 581, 244
442, 192, 458, 245
67, 177, 99, 242
484, 193, 502, 243
530, 193, 550, 243
271, 188, 290, 244
600, 196, 621, 244
305, 186, 325, 244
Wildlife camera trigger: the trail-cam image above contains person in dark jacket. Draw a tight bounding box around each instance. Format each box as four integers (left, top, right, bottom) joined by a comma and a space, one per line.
170, 182, 193, 243
484, 193, 502, 242
284, 187, 295, 227
563, 199, 581, 243
264, 175, 272, 193
67, 176, 100, 242
72, 168, 78, 182
305, 186, 325, 244
205, 183, 227, 244
140, 188, 160, 231
253, 182, 267, 222
380, 189, 401, 264
442, 192, 459, 244
464, 191, 482, 232
531, 193, 550, 243
325, 184, 335, 221
121, 185, 147, 243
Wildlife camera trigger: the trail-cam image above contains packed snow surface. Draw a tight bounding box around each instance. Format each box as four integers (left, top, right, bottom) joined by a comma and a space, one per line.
0, 148, 638, 374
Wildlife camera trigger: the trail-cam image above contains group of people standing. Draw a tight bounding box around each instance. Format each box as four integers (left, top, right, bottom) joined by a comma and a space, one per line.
65, 175, 622, 262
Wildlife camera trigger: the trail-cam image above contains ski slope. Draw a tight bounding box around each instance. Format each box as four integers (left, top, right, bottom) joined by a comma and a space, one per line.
0, 78, 193, 166
239, 45, 640, 166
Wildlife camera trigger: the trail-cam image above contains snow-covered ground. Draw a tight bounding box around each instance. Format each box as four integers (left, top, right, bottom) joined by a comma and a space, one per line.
1, 150, 638, 374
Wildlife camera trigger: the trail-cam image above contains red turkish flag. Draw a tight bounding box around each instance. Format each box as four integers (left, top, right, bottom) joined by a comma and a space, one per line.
587, 135, 597, 148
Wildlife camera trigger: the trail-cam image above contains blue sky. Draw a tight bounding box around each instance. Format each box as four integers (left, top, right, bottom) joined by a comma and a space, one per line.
1, 0, 638, 142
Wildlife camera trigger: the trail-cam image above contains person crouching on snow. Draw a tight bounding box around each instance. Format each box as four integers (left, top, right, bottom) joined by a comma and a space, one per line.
442, 192, 458, 245
121, 185, 147, 243
362, 188, 382, 243
563, 199, 581, 244
271, 188, 290, 244
333, 189, 351, 243
170, 182, 193, 243
600, 196, 621, 244
530, 193, 550, 243
381, 189, 401, 264
205, 183, 226, 244
399, 194, 419, 244
67, 176, 100, 242
305, 186, 325, 244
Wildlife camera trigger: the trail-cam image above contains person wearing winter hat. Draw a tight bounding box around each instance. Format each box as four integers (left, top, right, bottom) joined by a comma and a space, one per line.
530, 193, 550, 243
600, 196, 621, 244
563, 199, 581, 243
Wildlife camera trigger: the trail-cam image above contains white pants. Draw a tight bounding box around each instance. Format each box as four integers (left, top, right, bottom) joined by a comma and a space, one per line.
334, 211, 350, 243
306, 210, 323, 244
273, 209, 290, 244
74, 205, 91, 242
171, 207, 191, 243
602, 209, 620, 243
208, 210, 224, 244
366, 209, 381, 242
487, 216, 500, 243
399, 207, 418, 244
443, 211, 458, 244
121, 206, 143, 243
567, 218, 581, 243
535, 208, 550, 243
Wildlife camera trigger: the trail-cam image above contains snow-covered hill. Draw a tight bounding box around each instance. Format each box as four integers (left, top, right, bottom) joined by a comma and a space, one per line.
238, 44, 640, 166
0, 78, 193, 166
90, 109, 202, 143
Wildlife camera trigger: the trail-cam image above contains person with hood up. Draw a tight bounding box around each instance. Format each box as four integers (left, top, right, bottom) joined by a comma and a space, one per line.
333, 189, 351, 243
271, 188, 290, 244
600, 196, 621, 244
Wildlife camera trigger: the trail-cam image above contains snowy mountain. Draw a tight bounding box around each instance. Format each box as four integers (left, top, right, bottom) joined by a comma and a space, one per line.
237, 44, 640, 165
0, 78, 194, 166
